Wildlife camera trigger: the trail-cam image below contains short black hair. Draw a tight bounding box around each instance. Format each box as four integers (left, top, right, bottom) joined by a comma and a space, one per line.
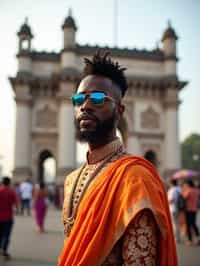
82, 51, 128, 97
2, 176, 11, 186
184, 179, 194, 187
170, 179, 177, 186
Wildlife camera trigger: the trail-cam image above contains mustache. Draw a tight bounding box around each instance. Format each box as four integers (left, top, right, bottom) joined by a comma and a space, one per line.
77, 112, 98, 122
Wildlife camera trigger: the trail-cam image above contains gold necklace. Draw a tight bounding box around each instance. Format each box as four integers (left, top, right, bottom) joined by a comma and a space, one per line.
64, 146, 125, 236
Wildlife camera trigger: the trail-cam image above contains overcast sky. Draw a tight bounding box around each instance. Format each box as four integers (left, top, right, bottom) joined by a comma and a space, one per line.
0, 0, 199, 175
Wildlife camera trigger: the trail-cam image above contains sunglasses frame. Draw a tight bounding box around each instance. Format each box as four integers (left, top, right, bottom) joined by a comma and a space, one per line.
71, 91, 115, 107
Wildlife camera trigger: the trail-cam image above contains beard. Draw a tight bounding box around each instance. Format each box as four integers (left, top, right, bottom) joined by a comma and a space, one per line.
75, 109, 117, 144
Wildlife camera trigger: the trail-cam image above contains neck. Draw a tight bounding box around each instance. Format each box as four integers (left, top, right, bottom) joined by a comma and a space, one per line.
88, 133, 117, 152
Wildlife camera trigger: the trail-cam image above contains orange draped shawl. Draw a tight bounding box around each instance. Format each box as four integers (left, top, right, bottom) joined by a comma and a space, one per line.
58, 156, 177, 266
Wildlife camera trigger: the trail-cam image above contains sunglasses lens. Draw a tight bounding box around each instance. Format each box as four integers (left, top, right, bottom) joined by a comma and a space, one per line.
72, 94, 85, 106
90, 92, 105, 105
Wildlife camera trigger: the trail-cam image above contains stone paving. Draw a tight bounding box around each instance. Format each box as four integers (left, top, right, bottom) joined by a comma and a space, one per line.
0, 207, 200, 266
0, 207, 63, 266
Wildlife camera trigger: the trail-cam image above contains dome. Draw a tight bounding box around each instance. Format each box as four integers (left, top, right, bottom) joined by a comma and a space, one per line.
162, 21, 178, 41
62, 9, 77, 31
17, 18, 33, 38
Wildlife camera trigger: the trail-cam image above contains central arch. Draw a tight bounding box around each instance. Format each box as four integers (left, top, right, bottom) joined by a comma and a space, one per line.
38, 150, 56, 183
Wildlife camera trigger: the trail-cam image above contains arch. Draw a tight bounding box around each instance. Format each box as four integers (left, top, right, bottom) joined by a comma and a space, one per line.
38, 150, 56, 183
144, 150, 157, 167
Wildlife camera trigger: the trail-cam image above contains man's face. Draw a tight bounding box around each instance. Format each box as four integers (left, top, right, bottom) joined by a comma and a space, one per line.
74, 75, 123, 144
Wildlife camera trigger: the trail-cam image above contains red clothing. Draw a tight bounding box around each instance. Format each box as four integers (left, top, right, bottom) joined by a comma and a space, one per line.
183, 187, 199, 211
0, 186, 18, 221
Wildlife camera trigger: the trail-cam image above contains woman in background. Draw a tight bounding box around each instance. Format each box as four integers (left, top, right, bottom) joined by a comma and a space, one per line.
33, 181, 48, 233
182, 179, 200, 245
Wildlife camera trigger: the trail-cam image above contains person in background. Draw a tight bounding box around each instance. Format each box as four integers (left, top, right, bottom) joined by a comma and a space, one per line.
167, 179, 181, 242
20, 178, 33, 216
0, 177, 18, 260
13, 182, 21, 215
182, 179, 200, 245
58, 51, 177, 266
32, 181, 48, 233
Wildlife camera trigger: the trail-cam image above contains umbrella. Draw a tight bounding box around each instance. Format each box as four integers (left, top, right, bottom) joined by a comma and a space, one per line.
172, 169, 199, 180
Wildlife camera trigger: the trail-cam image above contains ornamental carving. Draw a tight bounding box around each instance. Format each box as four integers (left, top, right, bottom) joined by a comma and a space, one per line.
141, 106, 160, 129
36, 105, 57, 128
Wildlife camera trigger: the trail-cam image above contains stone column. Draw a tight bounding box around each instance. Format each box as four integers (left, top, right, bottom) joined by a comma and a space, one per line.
127, 133, 141, 155
163, 88, 180, 174
57, 82, 76, 183
13, 97, 32, 181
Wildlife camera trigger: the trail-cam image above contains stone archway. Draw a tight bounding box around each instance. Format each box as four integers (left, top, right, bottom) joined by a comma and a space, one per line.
38, 150, 56, 182
144, 150, 157, 167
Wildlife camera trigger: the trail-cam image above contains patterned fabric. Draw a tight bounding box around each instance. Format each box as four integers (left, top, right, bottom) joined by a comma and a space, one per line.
122, 210, 157, 266
101, 210, 157, 266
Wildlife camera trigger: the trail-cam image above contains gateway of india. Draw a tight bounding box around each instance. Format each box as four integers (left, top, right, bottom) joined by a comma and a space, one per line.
9, 11, 187, 183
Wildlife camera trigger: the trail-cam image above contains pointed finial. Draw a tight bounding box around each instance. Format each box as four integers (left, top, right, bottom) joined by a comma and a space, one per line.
167, 19, 171, 28
68, 8, 72, 17
25, 17, 28, 24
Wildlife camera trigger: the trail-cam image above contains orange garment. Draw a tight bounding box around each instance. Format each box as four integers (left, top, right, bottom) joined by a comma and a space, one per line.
58, 156, 177, 266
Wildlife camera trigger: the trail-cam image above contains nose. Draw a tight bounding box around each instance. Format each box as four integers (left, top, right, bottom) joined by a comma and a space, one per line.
80, 96, 93, 112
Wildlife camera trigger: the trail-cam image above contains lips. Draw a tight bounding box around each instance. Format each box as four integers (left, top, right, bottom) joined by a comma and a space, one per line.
78, 113, 97, 128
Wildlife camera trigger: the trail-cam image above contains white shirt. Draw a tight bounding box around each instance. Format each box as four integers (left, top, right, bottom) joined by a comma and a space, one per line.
20, 182, 33, 200
167, 186, 181, 213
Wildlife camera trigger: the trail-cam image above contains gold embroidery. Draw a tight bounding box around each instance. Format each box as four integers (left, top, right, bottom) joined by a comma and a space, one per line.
122, 211, 157, 266
114, 199, 166, 244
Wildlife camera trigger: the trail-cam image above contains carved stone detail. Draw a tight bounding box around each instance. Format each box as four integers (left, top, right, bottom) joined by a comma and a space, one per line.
141, 106, 160, 129
36, 105, 57, 128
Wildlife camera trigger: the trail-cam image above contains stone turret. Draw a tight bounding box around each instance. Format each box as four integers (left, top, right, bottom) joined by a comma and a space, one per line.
17, 18, 33, 73
17, 17, 33, 52
162, 20, 178, 57
161, 21, 178, 76
62, 9, 77, 49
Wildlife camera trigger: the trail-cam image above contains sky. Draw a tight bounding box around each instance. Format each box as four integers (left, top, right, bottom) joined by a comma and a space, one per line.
0, 0, 199, 175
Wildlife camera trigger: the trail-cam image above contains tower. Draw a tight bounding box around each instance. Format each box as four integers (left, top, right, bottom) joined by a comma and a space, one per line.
161, 20, 178, 77
57, 10, 78, 180
161, 21, 181, 175
12, 18, 33, 181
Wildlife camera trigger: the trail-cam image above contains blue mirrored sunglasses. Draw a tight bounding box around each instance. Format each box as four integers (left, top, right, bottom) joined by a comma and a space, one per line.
71, 92, 114, 107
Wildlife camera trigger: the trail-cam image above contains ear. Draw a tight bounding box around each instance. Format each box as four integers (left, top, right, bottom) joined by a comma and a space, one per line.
118, 103, 125, 116
115, 103, 124, 122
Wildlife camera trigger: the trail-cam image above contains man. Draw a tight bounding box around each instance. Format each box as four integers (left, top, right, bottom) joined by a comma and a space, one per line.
167, 179, 181, 242
0, 177, 18, 259
20, 178, 33, 216
59, 52, 177, 265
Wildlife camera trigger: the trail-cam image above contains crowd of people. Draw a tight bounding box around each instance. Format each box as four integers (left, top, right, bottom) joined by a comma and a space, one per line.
167, 178, 200, 245
0, 176, 64, 260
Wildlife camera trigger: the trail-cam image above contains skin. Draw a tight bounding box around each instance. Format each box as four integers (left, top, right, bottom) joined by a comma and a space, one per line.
75, 75, 124, 151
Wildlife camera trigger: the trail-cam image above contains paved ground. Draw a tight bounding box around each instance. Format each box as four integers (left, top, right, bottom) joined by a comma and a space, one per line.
0, 207, 200, 266
0, 207, 63, 266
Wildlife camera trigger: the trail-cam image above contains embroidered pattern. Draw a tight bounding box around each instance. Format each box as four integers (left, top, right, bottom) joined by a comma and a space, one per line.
122, 210, 157, 266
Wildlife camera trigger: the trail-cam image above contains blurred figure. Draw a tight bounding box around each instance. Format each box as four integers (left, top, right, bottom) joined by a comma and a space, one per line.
13, 182, 21, 215
0, 177, 18, 260
54, 184, 64, 209
168, 179, 182, 242
20, 178, 33, 216
182, 179, 200, 245
32, 181, 48, 233
47, 182, 56, 205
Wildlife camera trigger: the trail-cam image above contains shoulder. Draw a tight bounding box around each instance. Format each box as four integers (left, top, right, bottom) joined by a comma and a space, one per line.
64, 166, 84, 187
115, 156, 165, 193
